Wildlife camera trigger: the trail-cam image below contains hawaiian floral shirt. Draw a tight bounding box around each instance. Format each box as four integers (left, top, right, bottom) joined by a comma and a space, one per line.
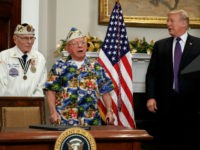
45, 56, 114, 126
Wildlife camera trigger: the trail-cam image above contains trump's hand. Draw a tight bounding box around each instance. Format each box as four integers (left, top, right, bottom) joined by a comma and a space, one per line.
147, 98, 157, 113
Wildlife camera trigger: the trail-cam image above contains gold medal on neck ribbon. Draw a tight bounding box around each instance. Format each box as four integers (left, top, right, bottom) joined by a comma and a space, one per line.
23, 75, 27, 80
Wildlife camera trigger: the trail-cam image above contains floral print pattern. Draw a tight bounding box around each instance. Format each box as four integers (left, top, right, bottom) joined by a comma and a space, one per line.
45, 56, 114, 126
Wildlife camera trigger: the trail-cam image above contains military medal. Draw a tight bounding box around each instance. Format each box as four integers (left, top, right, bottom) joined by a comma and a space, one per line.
18, 56, 31, 80
31, 66, 36, 73
30, 59, 36, 73
23, 75, 27, 80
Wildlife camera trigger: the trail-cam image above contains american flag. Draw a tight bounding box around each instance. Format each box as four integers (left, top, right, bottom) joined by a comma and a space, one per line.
98, 2, 136, 128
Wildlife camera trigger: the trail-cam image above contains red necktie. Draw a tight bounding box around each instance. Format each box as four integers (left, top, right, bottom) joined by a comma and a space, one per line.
174, 37, 182, 92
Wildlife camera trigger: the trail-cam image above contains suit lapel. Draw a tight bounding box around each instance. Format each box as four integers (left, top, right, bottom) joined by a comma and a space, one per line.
179, 35, 199, 71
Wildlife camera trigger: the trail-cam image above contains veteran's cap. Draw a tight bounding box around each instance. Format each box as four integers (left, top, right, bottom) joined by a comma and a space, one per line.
14, 23, 35, 35
66, 27, 85, 43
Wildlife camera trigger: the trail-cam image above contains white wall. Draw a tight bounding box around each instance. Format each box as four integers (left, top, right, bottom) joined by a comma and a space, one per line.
38, 0, 57, 69
21, 0, 39, 50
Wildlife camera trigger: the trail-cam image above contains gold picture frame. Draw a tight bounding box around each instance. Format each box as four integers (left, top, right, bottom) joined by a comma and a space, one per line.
98, 0, 200, 28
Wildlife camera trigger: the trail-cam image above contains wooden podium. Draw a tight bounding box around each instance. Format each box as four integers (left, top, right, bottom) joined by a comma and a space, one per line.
0, 125, 153, 150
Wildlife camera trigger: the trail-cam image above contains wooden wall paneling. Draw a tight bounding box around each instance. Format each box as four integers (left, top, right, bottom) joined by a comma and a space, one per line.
0, 0, 21, 51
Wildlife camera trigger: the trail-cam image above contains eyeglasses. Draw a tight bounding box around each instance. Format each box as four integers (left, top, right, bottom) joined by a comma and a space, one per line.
68, 41, 87, 48
16, 35, 36, 42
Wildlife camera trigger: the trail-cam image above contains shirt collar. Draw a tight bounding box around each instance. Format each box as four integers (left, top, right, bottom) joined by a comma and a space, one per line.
10, 46, 37, 60
179, 32, 188, 43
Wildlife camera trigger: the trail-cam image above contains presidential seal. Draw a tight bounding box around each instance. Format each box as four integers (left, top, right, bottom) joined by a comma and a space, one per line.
54, 127, 96, 150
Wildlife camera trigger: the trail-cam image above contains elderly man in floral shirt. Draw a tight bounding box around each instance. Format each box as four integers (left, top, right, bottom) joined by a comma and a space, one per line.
45, 27, 115, 126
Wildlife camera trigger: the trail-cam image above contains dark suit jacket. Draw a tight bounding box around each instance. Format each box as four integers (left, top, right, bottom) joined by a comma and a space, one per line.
145, 34, 200, 123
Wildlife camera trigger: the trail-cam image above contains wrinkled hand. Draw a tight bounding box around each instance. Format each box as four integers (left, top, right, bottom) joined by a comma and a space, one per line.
106, 111, 115, 125
50, 112, 61, 124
